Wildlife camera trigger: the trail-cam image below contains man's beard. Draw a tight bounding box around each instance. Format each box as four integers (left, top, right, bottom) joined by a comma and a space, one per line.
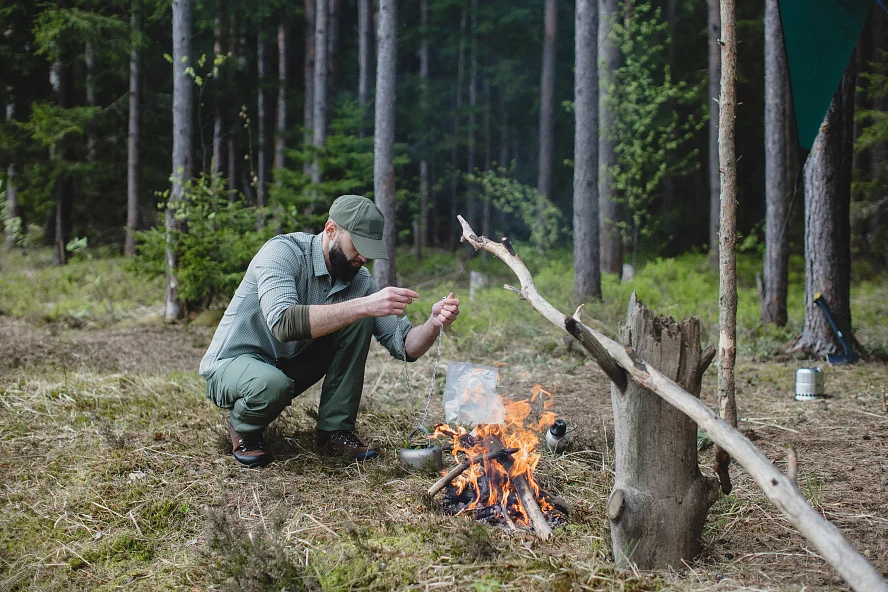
329, 239, 363, 283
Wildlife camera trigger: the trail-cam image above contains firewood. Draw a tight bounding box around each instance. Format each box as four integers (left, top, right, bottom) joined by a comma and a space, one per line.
457, 215, 888, 592
486, 434, 553, 541
427, 447, 518, 497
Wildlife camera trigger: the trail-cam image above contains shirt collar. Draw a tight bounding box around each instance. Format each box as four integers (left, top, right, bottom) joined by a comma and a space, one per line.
311, 233, 329, 278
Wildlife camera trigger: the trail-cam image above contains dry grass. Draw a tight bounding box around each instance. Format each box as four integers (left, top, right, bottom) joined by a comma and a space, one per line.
1, 311, 887, 591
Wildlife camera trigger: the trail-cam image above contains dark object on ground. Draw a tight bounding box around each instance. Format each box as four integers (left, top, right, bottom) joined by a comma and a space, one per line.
813, 292, 859, 364
316, 429, 379, 461
229, 421, 273, 467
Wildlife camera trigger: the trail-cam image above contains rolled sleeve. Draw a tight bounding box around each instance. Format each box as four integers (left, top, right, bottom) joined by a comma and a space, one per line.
374, 314, 415, 361
253, 240, 302, 333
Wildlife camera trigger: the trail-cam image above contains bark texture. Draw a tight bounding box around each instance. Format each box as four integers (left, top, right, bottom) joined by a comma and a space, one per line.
212, 14, 224, 177
707, 0, 721, 257
537, 0, 556, 207
372, 0, 397, 287
5, 79, 17, 248
573, 0, 601, 303
53, 59, 75, 266
311, 0, 328, 187
167, 0, 192, 320
761, 0, 791, 326
467, 0, 478, 224
448, 9, 467, 252
598, 0, 622, 276
303, 0, 315, 176
714, 0, 738, 495
274, 16, 288, 176
418, 0, 430, 253
125, 1, 142, 256
358, 0, 373, 138
85, 42, 97, 162
256, 25, 268, 206
610, 294, 719, 568
797, 64, 856, 357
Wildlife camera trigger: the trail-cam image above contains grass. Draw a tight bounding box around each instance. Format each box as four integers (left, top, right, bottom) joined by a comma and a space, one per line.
1, 245, 887, 590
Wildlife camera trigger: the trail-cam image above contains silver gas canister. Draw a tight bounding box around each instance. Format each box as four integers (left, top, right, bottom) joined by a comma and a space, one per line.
795, 367, 824, 400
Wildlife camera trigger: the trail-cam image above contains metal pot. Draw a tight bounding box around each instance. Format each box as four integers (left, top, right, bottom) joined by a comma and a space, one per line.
398, 427, 443, 473
795, 367, 824, 400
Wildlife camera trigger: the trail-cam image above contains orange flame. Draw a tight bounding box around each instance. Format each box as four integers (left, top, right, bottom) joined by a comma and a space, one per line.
433, 384, 557, 524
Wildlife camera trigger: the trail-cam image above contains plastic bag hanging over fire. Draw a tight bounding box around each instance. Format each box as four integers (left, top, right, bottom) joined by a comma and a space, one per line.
443, 362, 504, 426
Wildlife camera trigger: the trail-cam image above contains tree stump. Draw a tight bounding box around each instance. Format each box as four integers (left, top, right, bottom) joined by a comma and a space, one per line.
609, 293, 719, 569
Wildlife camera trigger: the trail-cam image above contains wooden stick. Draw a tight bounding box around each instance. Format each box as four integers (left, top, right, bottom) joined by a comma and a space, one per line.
881, 389, 887, 414
427, 447, 518, 497
458, 216, 888, 592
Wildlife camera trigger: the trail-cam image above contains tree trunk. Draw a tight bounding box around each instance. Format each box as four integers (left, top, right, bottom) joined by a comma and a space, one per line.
212, 13, 224, 177
573, 0, 601, 304
274, 16, 288, 177
449, 9, 467, 252
467, 0, 478, 225
482, 78, 491, 241
167, 0, 192, 320
85, 42, 97, 162
257, 24, 268, 206
713, 0, 738, 496
311, 0, 328, 186
372, 0, 397, 288
358, 0, 373, 138
609, 294, 719, 568
417, 0, 430, 255
228, 19, 239, 198
327, 0, 340, 104
796, 63, 856, 357
761, 0, 791, 325
5, 84, 17, 248
53, 59, 75, 266
707, 0, 721, 258
125, 1, 142, 256
537, 0, 556, 208
598, 0, 622, 276
303, 0, 315, 176
661, 0, 678, 227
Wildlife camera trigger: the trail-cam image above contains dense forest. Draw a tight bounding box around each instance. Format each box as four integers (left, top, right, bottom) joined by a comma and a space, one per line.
1, 0, 886, 344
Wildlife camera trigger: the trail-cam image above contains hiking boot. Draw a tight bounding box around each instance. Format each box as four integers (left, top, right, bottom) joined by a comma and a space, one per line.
228, 421, 272, 467
316, 430, 379, 462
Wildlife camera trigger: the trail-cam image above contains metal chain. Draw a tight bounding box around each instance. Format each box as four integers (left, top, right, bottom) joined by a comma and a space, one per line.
400, 310, 446, 433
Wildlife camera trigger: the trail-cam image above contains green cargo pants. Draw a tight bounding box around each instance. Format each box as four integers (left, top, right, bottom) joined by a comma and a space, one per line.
205, 317, 374, 434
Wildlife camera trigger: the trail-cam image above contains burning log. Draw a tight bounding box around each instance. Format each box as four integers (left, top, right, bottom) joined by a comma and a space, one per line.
457, 215, 888, 592
486, 434, 553, 541
427, 447, 518, 497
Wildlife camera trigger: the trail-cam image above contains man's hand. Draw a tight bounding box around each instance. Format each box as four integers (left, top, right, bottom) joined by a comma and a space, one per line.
430, 292, 460, 328
361, 286, 420, 317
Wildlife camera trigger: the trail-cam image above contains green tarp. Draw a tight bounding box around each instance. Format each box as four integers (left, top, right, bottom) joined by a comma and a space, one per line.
779, 0, 873, 149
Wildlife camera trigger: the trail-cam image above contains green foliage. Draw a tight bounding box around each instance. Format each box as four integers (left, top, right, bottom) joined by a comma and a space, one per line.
131, 174, 273, 310
606, 0, 704, 263
270, 100, 407, 231
465, 166, 564, 250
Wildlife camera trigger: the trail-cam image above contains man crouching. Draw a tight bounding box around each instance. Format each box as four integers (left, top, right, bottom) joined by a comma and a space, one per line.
199, 195, 460, 466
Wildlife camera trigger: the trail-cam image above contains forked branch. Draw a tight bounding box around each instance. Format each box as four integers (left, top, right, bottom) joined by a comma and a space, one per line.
457, 215, 887, 592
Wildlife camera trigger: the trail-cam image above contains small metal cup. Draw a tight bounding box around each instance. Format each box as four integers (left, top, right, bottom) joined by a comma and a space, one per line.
398, 427, 444, 473
795, 367, 824, 401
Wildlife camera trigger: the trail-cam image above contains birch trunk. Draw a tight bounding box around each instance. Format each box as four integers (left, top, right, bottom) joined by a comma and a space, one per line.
212, 13, 224, 178
85, 42, 97, 162
125, 1, 142, 256
372, 0, 397, 288
167, 0, 192, 320
573, 0, 601, 303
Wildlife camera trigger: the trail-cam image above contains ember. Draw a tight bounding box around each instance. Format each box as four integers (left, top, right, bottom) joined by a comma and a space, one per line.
429, 385, 566, 538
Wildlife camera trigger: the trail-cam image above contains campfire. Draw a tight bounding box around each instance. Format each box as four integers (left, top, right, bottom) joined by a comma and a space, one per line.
427, 385, 567, 539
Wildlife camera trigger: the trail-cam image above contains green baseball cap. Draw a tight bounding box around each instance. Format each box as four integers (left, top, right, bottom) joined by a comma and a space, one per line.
328, 195, 388, 260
